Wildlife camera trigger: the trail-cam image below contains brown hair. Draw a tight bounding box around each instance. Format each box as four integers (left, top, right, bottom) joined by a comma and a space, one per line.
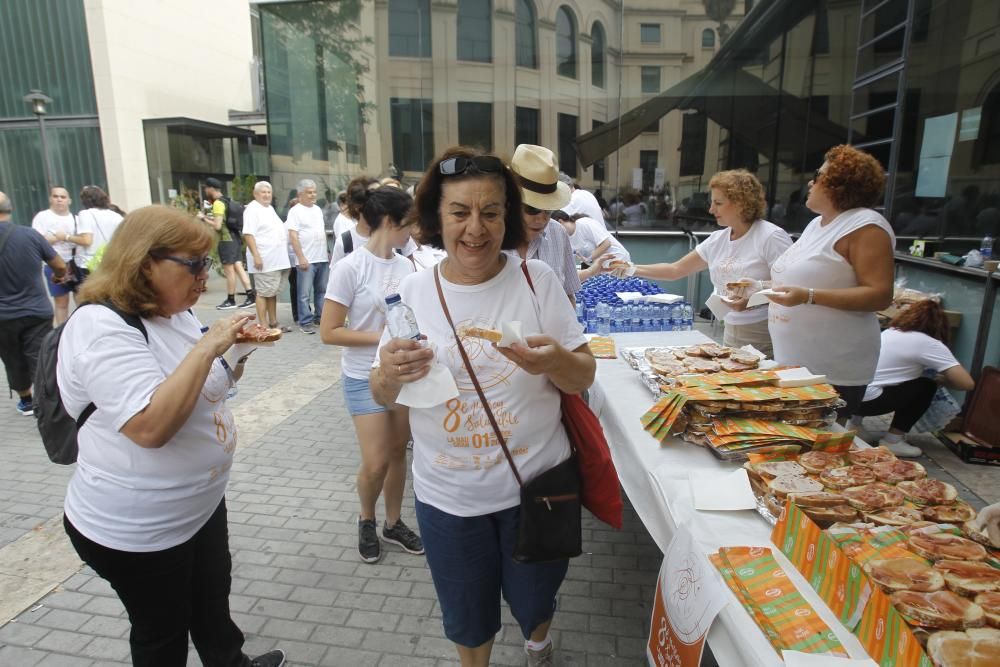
889, 299, 950, 346
708, 169, 766, 223
80, 185, 110, 209
819, 145, 885, 211
79, 206, 214, 317
408, 145, 526, 251
346, 175, 378, 219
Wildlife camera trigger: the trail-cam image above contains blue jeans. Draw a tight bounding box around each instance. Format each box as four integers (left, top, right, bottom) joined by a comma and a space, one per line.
295, 262, 329, 326
415, 497, 569, 648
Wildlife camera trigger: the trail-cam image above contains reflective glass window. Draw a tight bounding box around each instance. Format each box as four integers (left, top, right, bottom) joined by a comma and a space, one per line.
701, 29, 715, 48
515, 0, 537, 69
516, 107, 540, 146
457, 0, 492, 63
390, 98, 433, 172
389, 0, 431, 57
558, 113, 579, 177
641, 66, 660, 94
458, 102, 493, 151
592, 22, 606, 88
640, 23, 660, 44
556, 7, 577, 79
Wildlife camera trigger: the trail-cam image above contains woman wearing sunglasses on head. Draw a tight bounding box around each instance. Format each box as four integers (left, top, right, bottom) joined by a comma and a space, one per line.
57, 206, 285, 667
371, 147, 594, 667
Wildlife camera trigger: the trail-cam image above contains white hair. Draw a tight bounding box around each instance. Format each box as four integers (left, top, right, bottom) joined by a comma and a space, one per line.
297, 179, 317, 194
253, 181, 272, 194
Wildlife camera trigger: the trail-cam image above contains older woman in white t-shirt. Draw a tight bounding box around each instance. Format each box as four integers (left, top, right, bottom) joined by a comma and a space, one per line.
320, 186, 423, 565
610, 170, 791, 358
242, 181, 292, 332
766, 145, 896, 419
58, 206, 285, 667
370, 147, 594, 667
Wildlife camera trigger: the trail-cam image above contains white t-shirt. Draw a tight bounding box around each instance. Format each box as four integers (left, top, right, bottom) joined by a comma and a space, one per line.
377, 258, 587, 517
59, 306, 235, 552
623, 203, 645, 226
325, 247, 416, 379
567, 217, 630, 263
770, 209, 896, 385
695, 220, 793, 325
564, 188, 606, 225
78, 208, 124, 263
285, 203, 329, 264
329, 227, 417, 270
410, 244, 447, 271
332, 212, 357, 238
864, 328, 959, 401
242, 201, 291, 273
31, 209, 82, 261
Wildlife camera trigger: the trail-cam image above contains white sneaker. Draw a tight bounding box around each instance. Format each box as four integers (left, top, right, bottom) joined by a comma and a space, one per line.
882, 439, 923, 458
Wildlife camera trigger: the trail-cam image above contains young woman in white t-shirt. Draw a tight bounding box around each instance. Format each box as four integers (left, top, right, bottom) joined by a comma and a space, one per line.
853, 300, 974, 457
609, 170, 792, 357
320, 186, 423, 564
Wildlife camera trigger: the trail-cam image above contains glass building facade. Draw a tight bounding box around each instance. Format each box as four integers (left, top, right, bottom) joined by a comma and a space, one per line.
257, 0, 999, 241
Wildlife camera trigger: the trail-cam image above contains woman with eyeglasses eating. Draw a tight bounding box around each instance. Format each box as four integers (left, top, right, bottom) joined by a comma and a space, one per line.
57, 206, 286, 667
371, 147, 594, 667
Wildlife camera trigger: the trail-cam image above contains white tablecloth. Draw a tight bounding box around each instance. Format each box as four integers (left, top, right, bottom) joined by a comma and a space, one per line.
591, 332, 869, 667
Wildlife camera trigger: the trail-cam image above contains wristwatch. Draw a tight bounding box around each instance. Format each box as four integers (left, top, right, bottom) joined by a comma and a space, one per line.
807, 288, 815, 305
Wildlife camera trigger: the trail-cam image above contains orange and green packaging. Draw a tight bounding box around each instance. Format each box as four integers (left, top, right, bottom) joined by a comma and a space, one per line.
856, 588, 932, 667
715, 546, 847, 657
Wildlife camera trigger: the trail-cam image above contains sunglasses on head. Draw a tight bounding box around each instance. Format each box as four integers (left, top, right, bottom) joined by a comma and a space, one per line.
438, 156, 504, 177
154, 254, 214, 275
523, 204, 552, 216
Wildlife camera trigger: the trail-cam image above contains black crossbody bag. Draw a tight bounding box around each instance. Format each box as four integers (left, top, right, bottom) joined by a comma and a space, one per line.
433, 265, 582, 563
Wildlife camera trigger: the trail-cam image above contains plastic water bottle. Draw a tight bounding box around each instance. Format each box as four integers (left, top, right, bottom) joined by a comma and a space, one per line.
982, 235, 994, 261
668, 305, 679, 331
585, 305, 597, 333
631, 303, 642, 332
683, 304, 694, 331
575, 300, 585, 326
612, 306, 624, 334
596, 302, 611, 336
385, 294, 421, 340
655, 304, 666, 331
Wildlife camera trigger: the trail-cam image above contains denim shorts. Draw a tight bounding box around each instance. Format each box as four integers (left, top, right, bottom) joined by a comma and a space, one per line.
342, 375, 386, 416
44, 264, 76, 296
415, 497, 569, 648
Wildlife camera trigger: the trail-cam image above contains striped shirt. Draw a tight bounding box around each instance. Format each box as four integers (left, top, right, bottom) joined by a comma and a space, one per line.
505, 220, 581, 297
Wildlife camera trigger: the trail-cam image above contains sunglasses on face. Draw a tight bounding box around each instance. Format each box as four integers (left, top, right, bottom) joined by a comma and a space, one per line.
438, 156, 504, 177
155, 254, 214, 275
523, 204, 552, 216
812, 169, 824, 183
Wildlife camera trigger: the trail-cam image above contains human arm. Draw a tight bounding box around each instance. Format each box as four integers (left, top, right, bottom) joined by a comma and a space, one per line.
370, 337, 436, 406
288, 229, 309, 270
55, 228, 93, 248
767, 225, 894, 310
625, 250, 708, 281
45, 255, 68, 281
937, 365, 975, 392
119, 313, 253, 448
319, 299, 383, 347
498, 339, 595, 394
243, 233, 263, 271
976, 503, 1000, 547
588, 238, 612, 265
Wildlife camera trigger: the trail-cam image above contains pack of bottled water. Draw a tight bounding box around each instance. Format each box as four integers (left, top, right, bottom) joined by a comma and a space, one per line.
575, 274, 693, 335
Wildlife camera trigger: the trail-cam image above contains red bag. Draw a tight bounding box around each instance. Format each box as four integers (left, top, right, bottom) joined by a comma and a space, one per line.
561, 391, 624, 529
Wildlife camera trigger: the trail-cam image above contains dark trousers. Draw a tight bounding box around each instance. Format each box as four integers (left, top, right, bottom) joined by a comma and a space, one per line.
832, 384, 868, 420
287, 267, 299, 323
64, 500, 250, 667
855, 376, 938, 433
0, 315, 52, 393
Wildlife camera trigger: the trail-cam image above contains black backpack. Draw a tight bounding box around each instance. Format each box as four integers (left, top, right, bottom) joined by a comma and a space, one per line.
220, 196, 245, 238
34, 304, 148, 464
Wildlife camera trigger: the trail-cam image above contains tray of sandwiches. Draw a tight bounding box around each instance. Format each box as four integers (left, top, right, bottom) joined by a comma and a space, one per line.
621, 343, 767, 396
640, 369, 849, 461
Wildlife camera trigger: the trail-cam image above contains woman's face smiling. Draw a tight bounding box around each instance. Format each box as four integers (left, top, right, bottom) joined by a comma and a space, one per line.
438, 176, 507, 284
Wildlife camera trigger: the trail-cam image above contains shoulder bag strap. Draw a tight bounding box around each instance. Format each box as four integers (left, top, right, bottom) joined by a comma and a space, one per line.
0, 223, 14, 257
433, 265, 524, 487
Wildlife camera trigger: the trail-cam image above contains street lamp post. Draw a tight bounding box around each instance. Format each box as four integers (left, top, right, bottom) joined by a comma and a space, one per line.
23, 89, 55, 189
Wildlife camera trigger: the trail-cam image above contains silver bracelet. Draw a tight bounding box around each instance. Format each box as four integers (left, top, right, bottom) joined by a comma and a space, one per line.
807, 288, 815, 305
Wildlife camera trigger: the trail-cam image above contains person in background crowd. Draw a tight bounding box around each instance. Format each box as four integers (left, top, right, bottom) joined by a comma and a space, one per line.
766, 145, 896, 420
32, 186, 91, 325
559, 172, 606, 224
380, 177, 403, 189
78, 185, 124, 274
329, 176, 418, 271
287, 179, 330, 335
552, 210, 630, 282
58, 205, 285, 667
0, 191, 67, 416
371, 146, 594, 667
242, 181, 292, 332
200, 177, 254, 311
507, 144, 581, 302
320, 186, 423, 564
283, 197, 301, 327
621, 192, 646, 227
852, 300, 974, 457
611, 170, 791, 358
332, 190, 356, 237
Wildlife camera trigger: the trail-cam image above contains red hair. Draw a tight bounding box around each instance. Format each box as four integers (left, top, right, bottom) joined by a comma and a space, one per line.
889, 299, 950, 346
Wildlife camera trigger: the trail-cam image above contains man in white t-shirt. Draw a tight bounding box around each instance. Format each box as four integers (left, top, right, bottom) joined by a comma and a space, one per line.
286, 179, 330, 334
554, 212, 630, 281
559, 173, 607, 226
31, 186, 92, 324
242, 181, 292, 330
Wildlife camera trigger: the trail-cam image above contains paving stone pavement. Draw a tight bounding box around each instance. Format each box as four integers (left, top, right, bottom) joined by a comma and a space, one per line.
0, 277, 661, 666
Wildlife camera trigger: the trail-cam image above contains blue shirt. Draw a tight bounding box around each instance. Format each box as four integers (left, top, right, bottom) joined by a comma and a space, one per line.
0, 222, 56, 320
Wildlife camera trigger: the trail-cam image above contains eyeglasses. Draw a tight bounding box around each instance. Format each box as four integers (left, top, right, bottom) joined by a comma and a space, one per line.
523, 204, 552, 216
155, 254, 214, 275
438, 156, 504, 177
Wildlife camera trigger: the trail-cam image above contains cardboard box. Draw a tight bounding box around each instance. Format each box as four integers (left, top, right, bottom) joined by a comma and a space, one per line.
938, 431, 1000, 466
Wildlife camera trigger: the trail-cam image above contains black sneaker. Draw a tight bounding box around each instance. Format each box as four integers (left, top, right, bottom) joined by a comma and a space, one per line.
250, 649, 286, 667
216, 298, 237, 310
358, 518, 382, 563
382, 518, 424, 555
238, 291, 256, 309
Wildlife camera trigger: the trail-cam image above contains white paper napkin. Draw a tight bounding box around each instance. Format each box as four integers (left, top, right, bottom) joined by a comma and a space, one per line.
396, 363, 459, 408
775, 366, 828, 387
496, 321, 526, 348
782, 651, 878, 667
747, 288, 781, 308
705, 293, 733, 320
689, 468, 758, 511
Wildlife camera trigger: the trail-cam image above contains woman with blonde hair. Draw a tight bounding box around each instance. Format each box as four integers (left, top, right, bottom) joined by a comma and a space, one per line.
610, 169, 792, 357
59, 206, 285, 667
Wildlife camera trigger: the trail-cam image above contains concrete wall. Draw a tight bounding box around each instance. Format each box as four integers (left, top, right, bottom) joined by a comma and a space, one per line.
83, 0, 254, 211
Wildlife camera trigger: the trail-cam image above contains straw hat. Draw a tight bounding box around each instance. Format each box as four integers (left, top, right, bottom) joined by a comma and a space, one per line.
510, 144, 571, 211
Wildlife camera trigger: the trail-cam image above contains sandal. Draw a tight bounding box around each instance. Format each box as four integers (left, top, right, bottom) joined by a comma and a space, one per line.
269, 323, 294, 333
